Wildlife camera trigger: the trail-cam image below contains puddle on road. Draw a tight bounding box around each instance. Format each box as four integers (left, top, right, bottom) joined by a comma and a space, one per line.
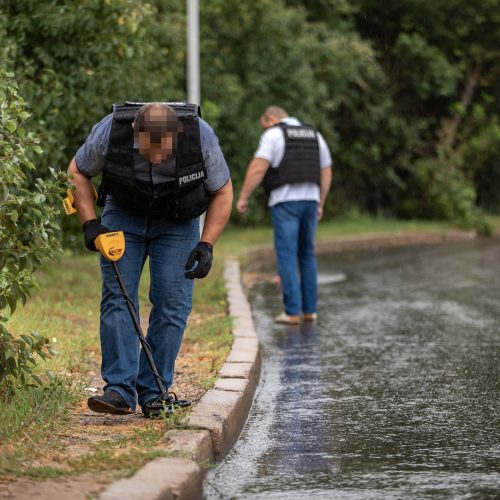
205, 239, 500, 499
318, 272, 347, 285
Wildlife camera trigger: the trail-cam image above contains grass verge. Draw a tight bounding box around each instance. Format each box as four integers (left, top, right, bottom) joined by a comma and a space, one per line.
217, 213, 460, 258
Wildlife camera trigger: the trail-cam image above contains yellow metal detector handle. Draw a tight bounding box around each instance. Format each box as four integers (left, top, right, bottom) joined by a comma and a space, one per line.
94, 231, 126, 262
62, 186, 98, 215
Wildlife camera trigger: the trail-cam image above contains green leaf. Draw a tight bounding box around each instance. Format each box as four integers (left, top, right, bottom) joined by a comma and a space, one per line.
6, 356, 16, 373
7, 297, 17, 314
5, 120, 17, 133
33, 193, 46, 204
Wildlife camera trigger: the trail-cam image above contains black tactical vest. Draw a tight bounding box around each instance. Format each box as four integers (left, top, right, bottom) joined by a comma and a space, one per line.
98, 101, 210, 221
262, 122, 321, 194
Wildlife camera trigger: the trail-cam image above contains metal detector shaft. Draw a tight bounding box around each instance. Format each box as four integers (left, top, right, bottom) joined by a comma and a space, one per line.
111, 261, 167, 395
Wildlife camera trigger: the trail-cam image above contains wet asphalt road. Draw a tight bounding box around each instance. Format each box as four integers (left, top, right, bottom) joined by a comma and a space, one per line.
205, 239, 500, 499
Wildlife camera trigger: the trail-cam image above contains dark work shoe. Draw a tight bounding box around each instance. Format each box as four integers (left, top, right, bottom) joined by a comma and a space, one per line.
87, 389, 134, 415
142, 393, 191, 419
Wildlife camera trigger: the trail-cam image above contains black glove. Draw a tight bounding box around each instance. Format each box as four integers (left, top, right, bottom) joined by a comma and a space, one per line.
184, 241, 213, 279
82, 219, 110, 252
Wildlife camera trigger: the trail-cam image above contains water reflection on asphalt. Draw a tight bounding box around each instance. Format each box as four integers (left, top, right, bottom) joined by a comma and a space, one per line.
205, 239, 500, 499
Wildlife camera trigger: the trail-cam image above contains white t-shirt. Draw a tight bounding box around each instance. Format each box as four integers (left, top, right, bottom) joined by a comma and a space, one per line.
254, 117, 332, 207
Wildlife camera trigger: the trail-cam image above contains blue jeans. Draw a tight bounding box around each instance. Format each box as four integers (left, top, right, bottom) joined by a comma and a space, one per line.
271, 201, 318, 316
99, 200, 199, 410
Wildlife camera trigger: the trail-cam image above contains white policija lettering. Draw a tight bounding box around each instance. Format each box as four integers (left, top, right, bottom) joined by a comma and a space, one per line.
179, 171, 206, 186
286, 128, 316, 139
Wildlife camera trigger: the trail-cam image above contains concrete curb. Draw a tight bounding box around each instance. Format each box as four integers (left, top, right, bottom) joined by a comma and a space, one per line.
97, 258, 261, 500
99, 458, 203, 500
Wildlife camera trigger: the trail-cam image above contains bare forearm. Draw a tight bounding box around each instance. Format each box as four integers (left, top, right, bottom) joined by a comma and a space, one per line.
236, 158, 270, 213
68, 158, 97, 224
201, 179, 233, 246
240, 171, 263, 201
239, 158, 270, 201
320, 166, 332, 208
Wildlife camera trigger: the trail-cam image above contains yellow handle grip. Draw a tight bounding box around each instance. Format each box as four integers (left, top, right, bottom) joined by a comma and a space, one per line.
62, 186, 98, 216
94, 231, 125, 261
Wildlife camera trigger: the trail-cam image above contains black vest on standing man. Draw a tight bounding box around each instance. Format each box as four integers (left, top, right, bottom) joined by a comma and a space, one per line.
262, 122, 321, 194
98, 101, 210, 221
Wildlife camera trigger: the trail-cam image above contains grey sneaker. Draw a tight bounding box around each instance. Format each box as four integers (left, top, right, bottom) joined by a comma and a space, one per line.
303, 313, 318, 322
275, 312, 300, 325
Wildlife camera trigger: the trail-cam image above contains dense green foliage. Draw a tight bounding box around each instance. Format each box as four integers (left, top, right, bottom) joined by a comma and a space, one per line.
1, 0, 499, 228
0, 71, 66, 394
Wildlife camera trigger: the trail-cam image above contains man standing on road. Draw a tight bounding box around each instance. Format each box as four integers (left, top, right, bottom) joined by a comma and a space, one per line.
236, 106, 332, 325
68, 102, 232, 417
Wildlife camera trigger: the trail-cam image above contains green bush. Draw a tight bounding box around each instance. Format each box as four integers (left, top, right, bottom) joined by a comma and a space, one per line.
3, 0, 500, 228
0, 70, 66, 396
400, 150, 477, 227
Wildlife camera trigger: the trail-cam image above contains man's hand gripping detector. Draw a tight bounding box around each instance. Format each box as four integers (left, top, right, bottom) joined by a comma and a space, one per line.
94, 232, 125, 262
63, 188, 125, 262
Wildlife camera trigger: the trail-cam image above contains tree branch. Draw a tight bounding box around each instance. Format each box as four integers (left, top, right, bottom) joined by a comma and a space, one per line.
440, 61, 483, 149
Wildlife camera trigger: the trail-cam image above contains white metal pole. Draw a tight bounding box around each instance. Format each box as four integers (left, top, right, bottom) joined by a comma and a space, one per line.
187, 0, 200, 105
187, 0, 205, 230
